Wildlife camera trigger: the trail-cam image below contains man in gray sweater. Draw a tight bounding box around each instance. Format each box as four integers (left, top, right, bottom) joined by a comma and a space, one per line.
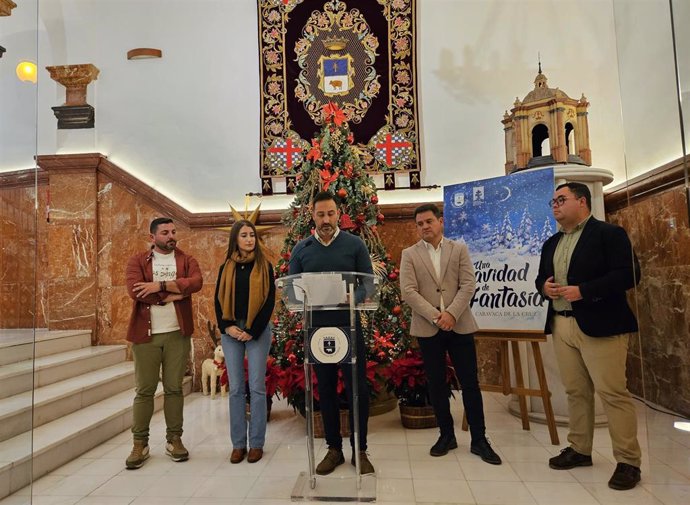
289, 191, 375, 475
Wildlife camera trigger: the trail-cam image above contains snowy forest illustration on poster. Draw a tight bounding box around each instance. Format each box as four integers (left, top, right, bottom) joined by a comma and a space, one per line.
443, 168, 556, 331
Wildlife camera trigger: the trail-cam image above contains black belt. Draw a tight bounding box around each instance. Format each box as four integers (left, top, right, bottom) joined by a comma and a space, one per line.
555, 310, 574, 318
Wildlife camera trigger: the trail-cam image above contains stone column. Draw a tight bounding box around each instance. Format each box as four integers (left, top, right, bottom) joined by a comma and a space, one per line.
37, 154, 101, 339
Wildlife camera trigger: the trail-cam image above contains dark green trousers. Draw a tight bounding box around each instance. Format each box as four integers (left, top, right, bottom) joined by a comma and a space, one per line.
131, 330, 190, 441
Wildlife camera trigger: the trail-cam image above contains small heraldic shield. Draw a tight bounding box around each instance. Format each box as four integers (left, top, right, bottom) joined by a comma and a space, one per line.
322, 336, 336, 355
318, 54, 355, 97
453, 192, 465, 208
309, 327, 350, 364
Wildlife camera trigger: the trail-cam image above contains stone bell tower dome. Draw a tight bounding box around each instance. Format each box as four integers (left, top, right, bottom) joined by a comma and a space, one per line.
502, 64, 592, 174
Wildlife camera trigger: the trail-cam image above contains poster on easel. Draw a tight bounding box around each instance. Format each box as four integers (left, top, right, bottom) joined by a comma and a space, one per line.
443, 168, 557, 331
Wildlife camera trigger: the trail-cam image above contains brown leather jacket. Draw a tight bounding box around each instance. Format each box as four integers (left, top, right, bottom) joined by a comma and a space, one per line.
125, 247, 203, 343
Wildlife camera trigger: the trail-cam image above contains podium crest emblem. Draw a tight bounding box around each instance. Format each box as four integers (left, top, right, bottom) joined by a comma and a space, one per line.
322, 336, 337, 355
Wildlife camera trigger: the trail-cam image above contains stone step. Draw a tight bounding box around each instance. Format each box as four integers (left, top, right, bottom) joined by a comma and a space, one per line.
0, 330, 92, 366
0, 377, 192, 499
0, 345, 128, 400
0, 362, 135, 443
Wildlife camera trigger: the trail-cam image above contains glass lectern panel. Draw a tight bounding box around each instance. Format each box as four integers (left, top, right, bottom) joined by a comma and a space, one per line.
274, 271, 379, 502
276, 272, 380, 312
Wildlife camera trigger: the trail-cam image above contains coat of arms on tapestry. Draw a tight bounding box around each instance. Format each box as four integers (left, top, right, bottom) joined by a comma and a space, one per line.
258, 0, 421, 195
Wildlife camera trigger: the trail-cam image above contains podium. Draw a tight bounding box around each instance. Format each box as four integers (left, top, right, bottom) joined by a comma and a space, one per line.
276, 272, 380, 502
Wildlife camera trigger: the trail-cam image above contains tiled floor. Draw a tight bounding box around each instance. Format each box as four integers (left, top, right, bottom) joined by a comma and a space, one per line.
2, 392, 689, 504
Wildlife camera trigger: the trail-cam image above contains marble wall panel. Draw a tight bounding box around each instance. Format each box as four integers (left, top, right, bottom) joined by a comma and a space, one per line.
46, 224, 96, 279
0, 184, 45, 328
48, 173, 97, 224
46, 172, 97, 335
608, 186, 690, 418
46, 277, 96, 333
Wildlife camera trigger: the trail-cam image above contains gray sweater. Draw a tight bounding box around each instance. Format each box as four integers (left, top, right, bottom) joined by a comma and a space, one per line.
289, 231, 373, 326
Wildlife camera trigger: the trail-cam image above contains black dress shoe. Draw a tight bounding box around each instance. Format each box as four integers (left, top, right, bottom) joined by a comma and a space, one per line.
608, 462, 641, 490
548, 447, 593, 470
470, 438, 502, 465
430, 434, 458, 457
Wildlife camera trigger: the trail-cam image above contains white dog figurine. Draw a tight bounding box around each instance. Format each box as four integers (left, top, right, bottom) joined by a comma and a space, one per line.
201, 345, 227, 398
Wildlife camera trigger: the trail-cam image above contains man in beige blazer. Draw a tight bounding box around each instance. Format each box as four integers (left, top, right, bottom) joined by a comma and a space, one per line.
400, 204, 501, 464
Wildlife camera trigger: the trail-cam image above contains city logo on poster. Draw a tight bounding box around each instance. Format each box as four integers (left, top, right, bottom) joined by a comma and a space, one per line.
473, 186, 485, 206
451, 192, 465, 208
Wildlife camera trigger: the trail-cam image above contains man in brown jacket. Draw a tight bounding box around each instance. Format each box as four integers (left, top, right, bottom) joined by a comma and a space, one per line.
400, 204, 501, 464
124, 217, 203, 469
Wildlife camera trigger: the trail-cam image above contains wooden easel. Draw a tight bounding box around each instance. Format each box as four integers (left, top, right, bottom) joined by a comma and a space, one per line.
461, 330, 559, 445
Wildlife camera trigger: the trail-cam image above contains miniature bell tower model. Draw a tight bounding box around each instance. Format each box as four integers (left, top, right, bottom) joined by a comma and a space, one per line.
502, 63, 592, 174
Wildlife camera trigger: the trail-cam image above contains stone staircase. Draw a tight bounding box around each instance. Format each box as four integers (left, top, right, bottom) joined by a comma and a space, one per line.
0, 329, 192, 499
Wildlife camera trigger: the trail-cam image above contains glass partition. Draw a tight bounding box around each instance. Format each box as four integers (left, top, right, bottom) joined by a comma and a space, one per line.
611, 0, 690, 472
0, 0, 39, 502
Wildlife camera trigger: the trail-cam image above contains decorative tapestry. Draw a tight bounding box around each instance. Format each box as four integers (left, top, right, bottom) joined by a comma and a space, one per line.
258, 0, 421, 195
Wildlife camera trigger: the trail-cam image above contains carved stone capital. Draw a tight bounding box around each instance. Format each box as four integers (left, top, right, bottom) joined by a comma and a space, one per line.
0, 0, 17, 16
46, 64, 100, 105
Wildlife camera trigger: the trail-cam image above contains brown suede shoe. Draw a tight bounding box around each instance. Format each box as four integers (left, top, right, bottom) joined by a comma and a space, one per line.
247, 448, 263, 463
230, 448, 247, 464
316, 447, 345, 475
351, 451, 375, 475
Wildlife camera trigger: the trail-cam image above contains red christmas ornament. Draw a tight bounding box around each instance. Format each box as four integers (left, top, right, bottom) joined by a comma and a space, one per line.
371, 195, 378, 204
337, 188, 347, 199
340, 213, 356, 230
288, 353, 297, 364
347, 132, 354, 144
377, 213, 385, 222
282, 252, 291, 260
392, 305, 402, 315
280, 263, 288, 273
356, 213, 365, 223
388, 272, 398, 281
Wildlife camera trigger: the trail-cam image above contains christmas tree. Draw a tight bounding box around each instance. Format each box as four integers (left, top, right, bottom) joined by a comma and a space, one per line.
272, 103, 411, 413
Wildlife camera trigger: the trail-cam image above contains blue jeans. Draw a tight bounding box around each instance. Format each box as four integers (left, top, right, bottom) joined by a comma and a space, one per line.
221, 324, 272, 449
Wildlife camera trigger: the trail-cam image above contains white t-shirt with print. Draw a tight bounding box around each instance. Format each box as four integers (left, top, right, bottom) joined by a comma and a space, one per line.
151, 250, 180, 334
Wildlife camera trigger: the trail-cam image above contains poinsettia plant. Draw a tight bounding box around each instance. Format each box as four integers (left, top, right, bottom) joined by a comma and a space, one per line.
382, 349, 457, 407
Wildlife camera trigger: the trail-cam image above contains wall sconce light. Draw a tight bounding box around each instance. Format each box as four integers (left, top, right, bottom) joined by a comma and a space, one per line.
674, 421, 690, 432
16, 61, 37, 83
127, 48, 162, 60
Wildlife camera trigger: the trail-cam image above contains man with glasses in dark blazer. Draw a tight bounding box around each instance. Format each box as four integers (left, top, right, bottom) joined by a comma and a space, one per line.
536, 182, 642, 491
